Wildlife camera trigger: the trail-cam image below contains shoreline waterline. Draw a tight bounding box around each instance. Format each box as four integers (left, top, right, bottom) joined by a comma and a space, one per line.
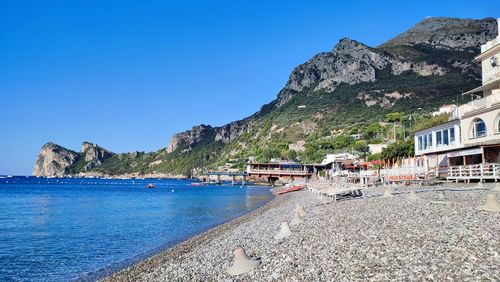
102, 186, 500, 281
0, 177, 274, 281
101, 190, 284, 281
85, 189, 278, 281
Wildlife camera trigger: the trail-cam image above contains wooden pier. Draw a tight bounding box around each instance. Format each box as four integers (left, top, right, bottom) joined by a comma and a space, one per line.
203, 171, 248, 185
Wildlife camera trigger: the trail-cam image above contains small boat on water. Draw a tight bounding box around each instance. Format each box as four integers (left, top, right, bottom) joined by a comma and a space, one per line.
147, 183, 156, 189
191, 182, 205, 186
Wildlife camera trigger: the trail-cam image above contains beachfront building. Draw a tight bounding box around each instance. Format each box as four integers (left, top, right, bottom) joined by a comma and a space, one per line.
415, 19, 500, 181
246, 162, 313, 185
414, 118, 462, 178
319, 153, 362, 182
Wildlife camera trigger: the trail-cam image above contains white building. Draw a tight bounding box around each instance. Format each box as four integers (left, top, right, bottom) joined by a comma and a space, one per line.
321, 153, 357, 165
415, 18, 500, 181
414, 119, 461, 176
432, 104, 458, 117
368, 143, 387, 154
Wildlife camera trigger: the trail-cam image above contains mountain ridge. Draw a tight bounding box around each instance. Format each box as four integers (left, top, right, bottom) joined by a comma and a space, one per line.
33, 17, 498, 177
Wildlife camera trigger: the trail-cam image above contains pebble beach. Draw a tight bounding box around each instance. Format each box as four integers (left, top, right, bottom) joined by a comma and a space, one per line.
104, 183, 500, 281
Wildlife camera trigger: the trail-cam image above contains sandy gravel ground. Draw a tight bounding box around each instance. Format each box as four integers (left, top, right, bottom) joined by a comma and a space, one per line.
104, 183, 500, 281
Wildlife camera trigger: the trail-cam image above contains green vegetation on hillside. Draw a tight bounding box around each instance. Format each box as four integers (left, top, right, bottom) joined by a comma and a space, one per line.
71, 33, 486, 176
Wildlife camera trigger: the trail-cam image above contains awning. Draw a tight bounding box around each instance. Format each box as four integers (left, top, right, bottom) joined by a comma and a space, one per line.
447, 147, 482, 158
463, 77, 500, 95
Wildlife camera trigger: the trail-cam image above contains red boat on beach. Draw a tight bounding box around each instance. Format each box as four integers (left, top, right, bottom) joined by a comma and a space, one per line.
276, 185, 306, 195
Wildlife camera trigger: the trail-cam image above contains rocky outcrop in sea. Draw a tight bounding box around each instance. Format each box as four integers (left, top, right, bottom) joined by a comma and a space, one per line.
33, 143, 80, 177
33, 142, 115, 177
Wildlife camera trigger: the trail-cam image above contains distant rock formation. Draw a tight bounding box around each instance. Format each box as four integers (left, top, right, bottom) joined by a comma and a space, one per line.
80, 141, 114, 171
32, 17, 500, 177
276, 17, 497, 107
166, 124, 216, 153
33, 142, 114, 176
380, 17, 497, 49
214, 120, 250, 144
33, 142, 79, 177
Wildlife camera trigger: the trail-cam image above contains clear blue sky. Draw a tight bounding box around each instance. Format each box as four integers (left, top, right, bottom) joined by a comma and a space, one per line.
1, 0, 498, 175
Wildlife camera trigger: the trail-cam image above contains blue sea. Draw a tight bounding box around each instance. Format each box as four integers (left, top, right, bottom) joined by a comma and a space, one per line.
0, 176, 273, 281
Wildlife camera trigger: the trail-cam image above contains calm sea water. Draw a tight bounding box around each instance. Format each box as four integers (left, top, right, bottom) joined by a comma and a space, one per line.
0, 176, 273, 281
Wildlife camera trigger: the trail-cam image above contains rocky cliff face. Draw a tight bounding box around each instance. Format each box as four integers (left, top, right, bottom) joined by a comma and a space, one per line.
214, 120, 250, 144
166, 125, 215, 153
33, 142, 79, 176
33, 142, 114, 176
80, 142, 114, 171
276, 17, 497, 107
380, 17, 497, 49
166, 121, 251, 153
33, 17, 499, 177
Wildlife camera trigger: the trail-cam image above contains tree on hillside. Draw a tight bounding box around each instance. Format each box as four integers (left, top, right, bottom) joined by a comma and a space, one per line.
411, 113, 450, 132
385, 112, 406, 123
363, 123, 383, 139
381, 139, 414, 160
332, 135, 355, 150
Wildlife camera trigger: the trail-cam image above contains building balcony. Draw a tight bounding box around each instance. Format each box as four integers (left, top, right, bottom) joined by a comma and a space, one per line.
483, 68, 500, 84
460, 91, 500, 116
447, 163, 500, 180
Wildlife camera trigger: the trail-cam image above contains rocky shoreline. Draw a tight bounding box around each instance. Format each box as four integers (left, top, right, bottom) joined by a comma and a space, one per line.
103, 184, 500, 281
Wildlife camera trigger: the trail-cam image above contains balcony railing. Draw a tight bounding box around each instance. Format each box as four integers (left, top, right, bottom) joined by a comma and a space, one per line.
460, 93, 500, 116
247, 168, 312, 175
448, 163, 500, 179
483, 68, 500, 84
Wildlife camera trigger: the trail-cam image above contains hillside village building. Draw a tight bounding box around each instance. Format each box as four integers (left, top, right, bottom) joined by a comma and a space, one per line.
415, 18, 500, 181
432, 104, 458, 117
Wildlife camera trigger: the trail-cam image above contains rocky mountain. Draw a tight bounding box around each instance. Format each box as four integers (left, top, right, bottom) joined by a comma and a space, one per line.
276, 37, 448, 107
380, 17, 497, 49
33, 143, 80, 177
33, 17, 498, 177
80, 142, 114, 171
33, 142, 114, 176
166, 125, 216, 153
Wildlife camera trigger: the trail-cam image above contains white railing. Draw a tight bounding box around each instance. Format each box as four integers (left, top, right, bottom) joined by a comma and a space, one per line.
460, 92, 500, 116
483, 67, 500, 83
489, 91, 500, 105
462, 98, 487, 115
448, 163, 500, 179
380, 166, 427, 180
247, 169, 312, 175
360, 170, 378, 177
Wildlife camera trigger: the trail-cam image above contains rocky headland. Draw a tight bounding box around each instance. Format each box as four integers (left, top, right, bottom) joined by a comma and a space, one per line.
33, 17, 498, 177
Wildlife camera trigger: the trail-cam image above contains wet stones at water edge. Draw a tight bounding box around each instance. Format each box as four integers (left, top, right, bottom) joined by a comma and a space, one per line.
226, 246, 261, 276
